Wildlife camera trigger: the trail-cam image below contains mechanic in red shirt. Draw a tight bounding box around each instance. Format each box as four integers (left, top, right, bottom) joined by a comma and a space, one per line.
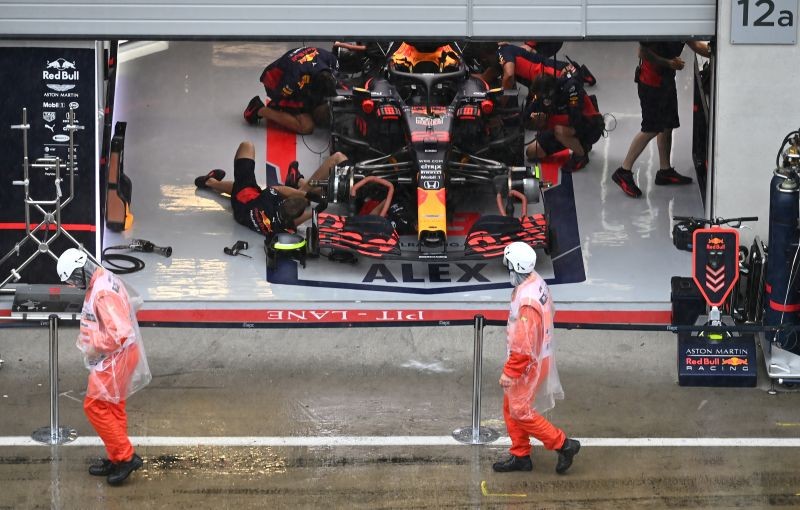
497, 43, 569, 91
493, 242, 580, 474
467, 42, 567, 91
519, 41, 597, 87
524, 72, 604, 173
611, 40, 711, 198
243, 47, 339, 134
468, 41, 594, 91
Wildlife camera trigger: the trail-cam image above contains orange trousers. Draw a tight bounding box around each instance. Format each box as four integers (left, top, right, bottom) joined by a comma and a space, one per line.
84, 397, 134, 463
503, 390, 565, 457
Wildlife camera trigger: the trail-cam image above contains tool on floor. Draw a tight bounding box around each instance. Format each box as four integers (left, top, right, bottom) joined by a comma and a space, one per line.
102, 238, 173, 274
224, 240, 251, 258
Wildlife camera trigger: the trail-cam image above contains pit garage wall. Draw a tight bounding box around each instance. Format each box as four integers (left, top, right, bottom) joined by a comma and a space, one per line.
0, 0, 714, 39
713, 2, 800, 245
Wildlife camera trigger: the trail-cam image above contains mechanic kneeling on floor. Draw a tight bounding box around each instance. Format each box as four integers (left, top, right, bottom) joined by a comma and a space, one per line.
243, 46, 339, 135
524, 72, 603, 173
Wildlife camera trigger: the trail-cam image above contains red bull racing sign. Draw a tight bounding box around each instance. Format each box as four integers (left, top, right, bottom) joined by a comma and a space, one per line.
692, 228, 739, 307
678, 335, 757, 387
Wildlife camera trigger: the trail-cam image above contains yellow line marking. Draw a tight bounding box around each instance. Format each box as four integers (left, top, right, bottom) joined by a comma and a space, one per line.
480, 480, 527, 498
776, 422, 800, 427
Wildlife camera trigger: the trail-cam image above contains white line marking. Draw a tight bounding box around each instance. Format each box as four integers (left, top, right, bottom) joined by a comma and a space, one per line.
1, 436, 800, 447
59, 391, 82, 403
551, 244, 581, 263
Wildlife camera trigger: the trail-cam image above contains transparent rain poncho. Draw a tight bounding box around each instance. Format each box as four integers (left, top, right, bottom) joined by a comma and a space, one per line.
505, 272, 564, 414
77, 267, 151, 403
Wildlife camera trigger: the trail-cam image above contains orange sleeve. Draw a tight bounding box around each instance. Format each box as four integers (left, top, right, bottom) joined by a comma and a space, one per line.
504, 351, 531, 378
93, 291, 134, 352
503, 305, 542, 378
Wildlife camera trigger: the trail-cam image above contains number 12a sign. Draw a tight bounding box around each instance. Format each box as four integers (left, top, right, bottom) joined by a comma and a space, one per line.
732, 0, 798, 44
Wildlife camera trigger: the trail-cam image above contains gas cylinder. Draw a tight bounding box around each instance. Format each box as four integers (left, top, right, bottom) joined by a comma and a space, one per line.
764, 167, 800, 352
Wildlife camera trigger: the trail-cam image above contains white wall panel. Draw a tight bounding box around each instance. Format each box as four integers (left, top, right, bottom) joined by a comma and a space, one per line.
712, 2, 800, 245
0, 0, 716, 39
587, 0, 716, 37
472, 0, 583, 37
0, 0, 468, 38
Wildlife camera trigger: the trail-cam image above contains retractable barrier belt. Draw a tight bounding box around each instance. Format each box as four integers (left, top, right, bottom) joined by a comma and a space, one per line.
554, 322, 792, 334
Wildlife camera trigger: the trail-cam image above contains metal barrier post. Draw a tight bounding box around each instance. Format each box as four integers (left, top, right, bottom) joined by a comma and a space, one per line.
453, 314, 499, 444
32, 315, 77, 445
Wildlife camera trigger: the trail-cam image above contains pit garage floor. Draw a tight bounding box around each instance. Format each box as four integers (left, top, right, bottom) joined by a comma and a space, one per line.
1, 326, 800, 509
98, 40, 704, 321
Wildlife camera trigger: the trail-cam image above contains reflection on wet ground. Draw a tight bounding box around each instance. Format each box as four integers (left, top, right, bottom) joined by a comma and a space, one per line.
3, 326, 800, 509
3, 446, 800, 509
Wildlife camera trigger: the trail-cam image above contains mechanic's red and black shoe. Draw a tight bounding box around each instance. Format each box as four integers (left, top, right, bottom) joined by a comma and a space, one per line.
284, 161, 304, 189
243, 95, 265, 125
611, 167, 642, 198
561, 153, 589, 173
194, 169, 226, 189
655, 167, 693, 185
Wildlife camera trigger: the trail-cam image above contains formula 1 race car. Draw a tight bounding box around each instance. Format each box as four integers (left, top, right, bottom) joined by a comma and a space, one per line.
268, 43, 553, 267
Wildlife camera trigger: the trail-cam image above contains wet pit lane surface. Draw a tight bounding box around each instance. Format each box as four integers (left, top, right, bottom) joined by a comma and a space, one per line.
2, 446, 800, 509
3, 327, 800, 509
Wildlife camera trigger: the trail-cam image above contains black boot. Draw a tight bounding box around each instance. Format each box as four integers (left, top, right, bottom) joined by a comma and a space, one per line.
88, 458, 113, 476
492, 454, 533, 472
555, 438, 580, 474
107, 453, 143, 486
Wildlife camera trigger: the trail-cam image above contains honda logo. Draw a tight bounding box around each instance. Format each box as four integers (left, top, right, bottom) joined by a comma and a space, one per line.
422, 181, 440, 190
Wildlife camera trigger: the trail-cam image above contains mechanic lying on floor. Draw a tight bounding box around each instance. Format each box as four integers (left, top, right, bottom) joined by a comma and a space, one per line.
194, 141, 327, 236
243, 46, 339, 134
524, 73, 604, 173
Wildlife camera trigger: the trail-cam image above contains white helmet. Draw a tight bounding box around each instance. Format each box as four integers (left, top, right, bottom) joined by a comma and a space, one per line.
56, 248, 88, 286
503, 242, 537, 274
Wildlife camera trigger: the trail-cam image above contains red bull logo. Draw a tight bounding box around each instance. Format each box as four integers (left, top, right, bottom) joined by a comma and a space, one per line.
722, 357, 748, 366
250, 210, 273, 235
259, 211, 272, 230
43, 57, 80, 87
684, 356, 749, 372
46, 58, 76, 70
706, 237, 725, 250
292, 48, 319, 64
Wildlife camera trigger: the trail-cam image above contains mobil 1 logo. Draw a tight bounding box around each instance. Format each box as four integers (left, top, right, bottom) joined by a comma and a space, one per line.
732, 0, 798, 44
